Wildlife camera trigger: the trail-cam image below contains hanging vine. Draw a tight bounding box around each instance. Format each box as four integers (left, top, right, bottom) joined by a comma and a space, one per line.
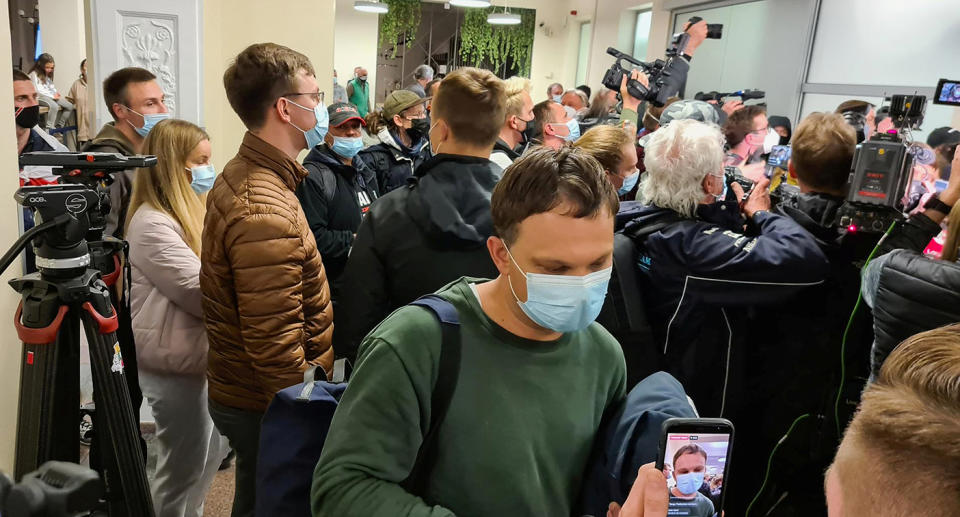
459, 7, 535, 77
378, 0, 422, 58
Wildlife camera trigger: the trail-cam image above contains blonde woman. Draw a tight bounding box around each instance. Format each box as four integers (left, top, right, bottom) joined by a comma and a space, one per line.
574, 125, 640, 199
125, 119, 226, 517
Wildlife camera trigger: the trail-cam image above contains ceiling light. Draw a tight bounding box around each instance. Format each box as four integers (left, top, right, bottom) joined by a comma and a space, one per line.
450, 0, 492, 7
487, 12, 521, 24
354, 1, 388, 13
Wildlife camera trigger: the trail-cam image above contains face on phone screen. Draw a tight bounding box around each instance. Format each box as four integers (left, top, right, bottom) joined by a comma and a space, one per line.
938, 82, 960, 105
664, 433, 730, 517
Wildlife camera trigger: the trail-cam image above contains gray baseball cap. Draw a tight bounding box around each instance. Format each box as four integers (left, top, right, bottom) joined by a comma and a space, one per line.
639, 100, 721, 147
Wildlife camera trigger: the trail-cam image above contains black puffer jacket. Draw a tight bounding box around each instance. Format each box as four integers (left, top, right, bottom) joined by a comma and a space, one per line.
296, 144, 379, 288
333, 154, 502, 361
358, 127, 431, 194
864, 248, 960, 377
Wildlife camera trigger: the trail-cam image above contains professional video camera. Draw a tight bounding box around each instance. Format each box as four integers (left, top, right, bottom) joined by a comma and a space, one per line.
694, 89, 766, 107
835, 94, 927, 233
601, 16, 717, 107
0, 462, 102, 517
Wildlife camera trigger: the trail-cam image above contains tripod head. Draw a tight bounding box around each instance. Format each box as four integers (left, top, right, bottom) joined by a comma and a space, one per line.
3, 152, 157, 277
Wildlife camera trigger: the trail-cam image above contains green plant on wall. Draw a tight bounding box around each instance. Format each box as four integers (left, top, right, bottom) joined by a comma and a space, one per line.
459, 7, 535, 77
378, 0, 422, 58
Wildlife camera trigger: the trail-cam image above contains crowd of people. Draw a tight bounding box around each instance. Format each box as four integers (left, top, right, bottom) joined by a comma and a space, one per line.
12, 17, 960, 517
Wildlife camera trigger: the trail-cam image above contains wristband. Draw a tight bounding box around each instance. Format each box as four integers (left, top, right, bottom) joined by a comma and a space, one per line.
923, 195, 953, 214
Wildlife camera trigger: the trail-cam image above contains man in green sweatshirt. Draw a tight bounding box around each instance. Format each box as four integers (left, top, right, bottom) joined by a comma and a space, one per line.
312, 146, 627, 516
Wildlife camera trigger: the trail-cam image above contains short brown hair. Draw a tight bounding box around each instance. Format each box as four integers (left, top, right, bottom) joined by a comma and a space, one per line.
574, 125, 634, 173
673, 444, 708, 468
13, 69, 30, 82
531, 99, 560, 141
791, 112, 856, 192
432, 67, 506, 149
833, 324, 960, 516
223, 43, 315, 130
723, 105, 766, 147
103, 67, 157, 121
492, 146, 619, 244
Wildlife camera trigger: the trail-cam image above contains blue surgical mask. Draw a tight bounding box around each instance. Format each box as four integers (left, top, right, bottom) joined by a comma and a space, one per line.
619, 169, 640, 196
186, 165, 216, 194
675, 471, 705, 496
287, 98, 329, 150
549, 118, 581, 142
331, 136, 364, 158
553, 95, 563, 104
125, 106, 170, 137
506, 246, 611, 333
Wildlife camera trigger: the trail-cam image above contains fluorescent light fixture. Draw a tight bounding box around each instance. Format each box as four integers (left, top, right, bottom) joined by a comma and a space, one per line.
487, 12, 521, 24
354, 1, 389, 13
450, 0, 492, 7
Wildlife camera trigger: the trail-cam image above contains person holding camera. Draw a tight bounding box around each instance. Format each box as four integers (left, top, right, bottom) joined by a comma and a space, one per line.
616, 119, 829, 419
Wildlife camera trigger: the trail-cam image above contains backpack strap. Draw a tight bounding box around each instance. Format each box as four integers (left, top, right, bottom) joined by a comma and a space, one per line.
401, 294, 462, 498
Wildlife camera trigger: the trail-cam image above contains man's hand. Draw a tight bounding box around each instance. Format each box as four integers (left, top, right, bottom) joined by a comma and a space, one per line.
53, 93, 61, 100
682, 20, 708, 56
721, 99, 744, 116
620, 69, 650, 113
740, 176, 772, 218
608, 463, 670, 517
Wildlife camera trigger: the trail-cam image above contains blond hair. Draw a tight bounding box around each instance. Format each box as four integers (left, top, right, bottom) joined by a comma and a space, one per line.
503, 76, 531, 119
125, 119, 210, 254
432, 67, 506, 149
792, 112, 856, 192
832, 324, 960, 516
574, 125, 634, 174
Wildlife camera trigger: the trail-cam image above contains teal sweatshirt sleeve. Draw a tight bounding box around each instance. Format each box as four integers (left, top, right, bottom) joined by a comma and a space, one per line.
311, 308, 455, 517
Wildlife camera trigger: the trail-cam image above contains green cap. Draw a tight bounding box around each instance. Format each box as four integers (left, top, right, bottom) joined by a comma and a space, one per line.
383, 89, 429, 120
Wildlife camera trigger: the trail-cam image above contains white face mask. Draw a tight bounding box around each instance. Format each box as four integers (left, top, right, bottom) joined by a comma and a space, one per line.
763, 128, 779, 154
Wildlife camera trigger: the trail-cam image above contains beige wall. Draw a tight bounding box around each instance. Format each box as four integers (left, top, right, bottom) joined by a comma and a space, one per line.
37, 0, 87, 95
203, 0, 336, 170
333, 0, 379, 106
0, 0, 27, 473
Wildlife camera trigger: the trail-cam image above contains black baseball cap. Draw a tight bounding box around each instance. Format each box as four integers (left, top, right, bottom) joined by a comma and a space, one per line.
328, 103, 366, 127
927, 126, 960, 148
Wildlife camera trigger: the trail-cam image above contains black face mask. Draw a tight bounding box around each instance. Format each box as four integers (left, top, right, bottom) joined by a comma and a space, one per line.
518, 117, 535, 146
407, 118, 430, 144
15, 105, 40, 129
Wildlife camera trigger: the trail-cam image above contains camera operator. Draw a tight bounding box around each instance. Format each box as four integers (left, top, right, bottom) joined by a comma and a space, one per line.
722, 105, 769, 179
861, 148, 960, 378
927, 126, 959, 180
616, 119, 828, 420
836, 100, 876, 144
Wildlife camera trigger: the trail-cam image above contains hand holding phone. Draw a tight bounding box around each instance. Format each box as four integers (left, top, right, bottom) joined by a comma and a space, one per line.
655, 418, 734, 517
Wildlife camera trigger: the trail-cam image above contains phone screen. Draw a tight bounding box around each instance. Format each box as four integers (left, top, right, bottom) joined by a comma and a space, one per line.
663, 431, 731, 517
935, 79, 960, 106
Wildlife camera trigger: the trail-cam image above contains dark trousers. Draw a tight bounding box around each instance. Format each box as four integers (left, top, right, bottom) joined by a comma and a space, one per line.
208, 399, 263, 517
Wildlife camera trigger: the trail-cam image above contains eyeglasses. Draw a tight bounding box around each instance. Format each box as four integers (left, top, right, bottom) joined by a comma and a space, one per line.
282, 91, 325, 104
404, 112, 427, 120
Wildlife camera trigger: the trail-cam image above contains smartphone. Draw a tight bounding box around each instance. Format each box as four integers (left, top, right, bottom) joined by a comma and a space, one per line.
656, 418, 734, 517
934, 78, 960, 106
765, 145, 792, 178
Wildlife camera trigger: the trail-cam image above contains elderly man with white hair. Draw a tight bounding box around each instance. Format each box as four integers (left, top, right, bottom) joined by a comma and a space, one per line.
615, 119, 829, 418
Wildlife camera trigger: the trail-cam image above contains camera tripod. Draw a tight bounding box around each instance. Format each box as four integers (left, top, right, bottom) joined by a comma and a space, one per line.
7, 152, 158, 517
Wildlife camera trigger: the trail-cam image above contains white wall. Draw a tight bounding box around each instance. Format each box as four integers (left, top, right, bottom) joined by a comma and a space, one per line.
333, 0, 379, 105
38, 0, 87, 96
0, 0, 29, 473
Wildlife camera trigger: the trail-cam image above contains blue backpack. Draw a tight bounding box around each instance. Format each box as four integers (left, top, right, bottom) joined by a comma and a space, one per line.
578, 371, 697, 517
255, 295, 462, 517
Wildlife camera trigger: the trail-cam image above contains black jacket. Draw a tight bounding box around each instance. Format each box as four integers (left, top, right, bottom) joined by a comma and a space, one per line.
728, 192, 883, 516
862, 212, 950, 377
616, 200, 830, 417
296, 144, 379, 287
358, 128, 431, 194
334, 154, 502, 361
83, 123, 137, 239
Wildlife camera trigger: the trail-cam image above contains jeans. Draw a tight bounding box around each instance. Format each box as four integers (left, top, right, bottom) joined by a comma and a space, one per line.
208, 399, 263, 517
37, 94, 74, 128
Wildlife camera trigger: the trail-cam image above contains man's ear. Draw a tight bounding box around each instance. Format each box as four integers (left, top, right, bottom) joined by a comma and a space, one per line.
787, 159, 797, 179
486, 236, 512, 277
111, 103, 125, 121
542, 122, 556, 137
275, 98, 292, 124
393, 114, 405, 128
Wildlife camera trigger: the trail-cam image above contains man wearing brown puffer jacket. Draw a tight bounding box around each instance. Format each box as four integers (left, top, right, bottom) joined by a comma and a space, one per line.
200, 42, 333, 517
